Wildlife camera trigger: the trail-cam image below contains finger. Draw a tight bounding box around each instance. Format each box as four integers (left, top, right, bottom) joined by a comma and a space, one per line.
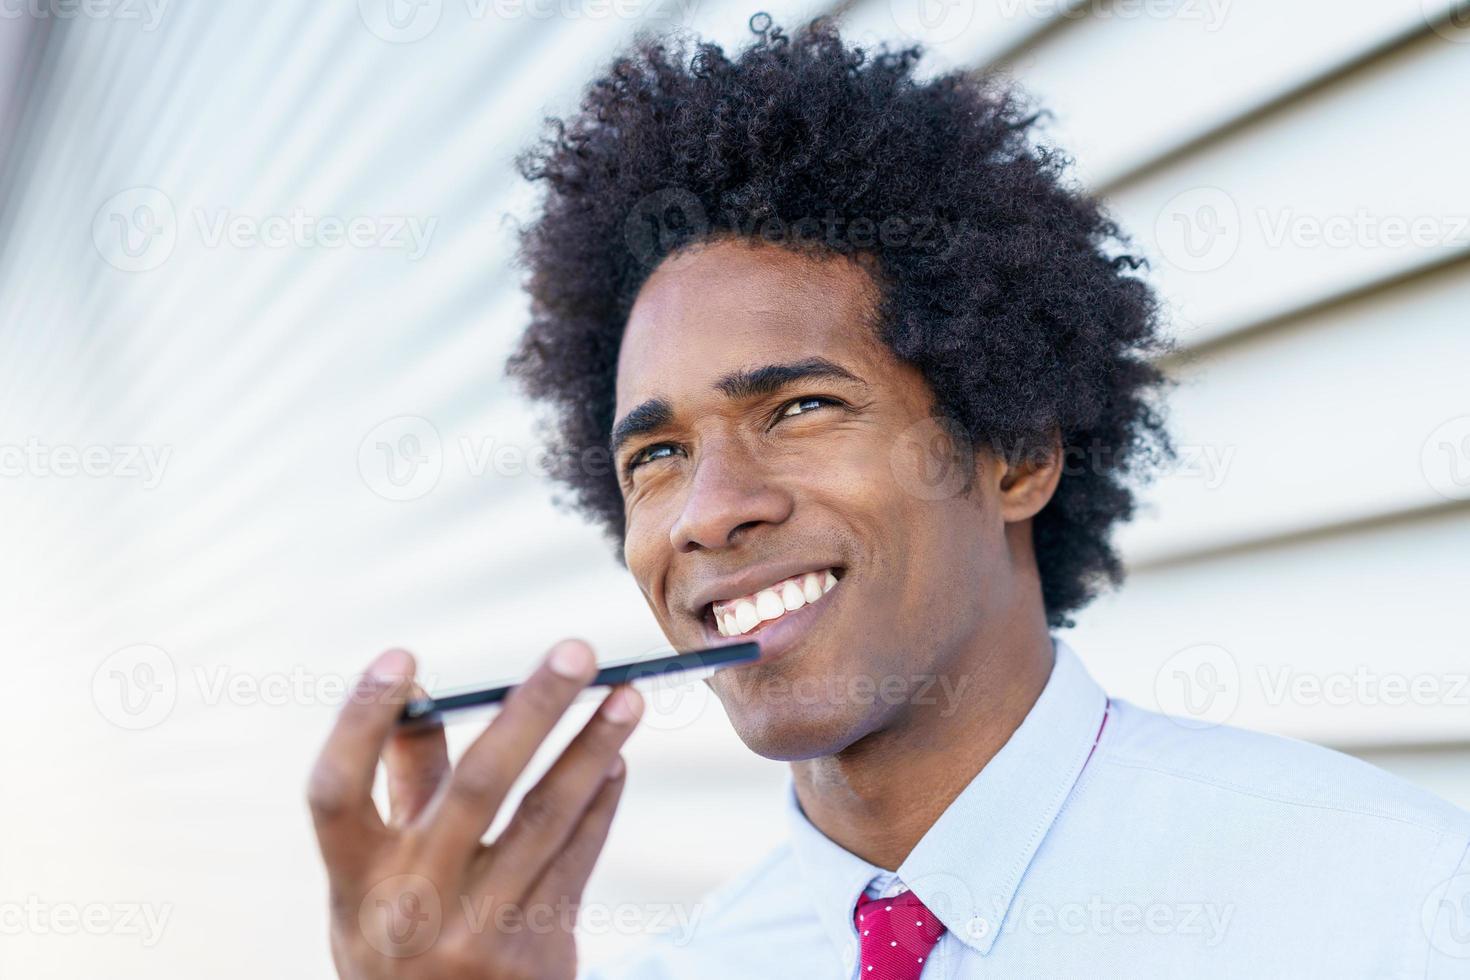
423, 639, 599, 861
384, 681, 450, 827
479, 685, 642, 900
306, 648, 416, 877
526, 755, 627, 914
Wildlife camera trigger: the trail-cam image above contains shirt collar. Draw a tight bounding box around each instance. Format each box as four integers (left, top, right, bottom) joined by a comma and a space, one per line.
784, 636, 1109, 958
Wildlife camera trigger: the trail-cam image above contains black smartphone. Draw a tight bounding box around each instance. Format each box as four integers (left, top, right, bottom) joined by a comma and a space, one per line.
397, 641, 760, 730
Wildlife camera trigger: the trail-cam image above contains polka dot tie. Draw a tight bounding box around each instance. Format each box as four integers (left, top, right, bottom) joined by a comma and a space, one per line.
852, 889, 945, 979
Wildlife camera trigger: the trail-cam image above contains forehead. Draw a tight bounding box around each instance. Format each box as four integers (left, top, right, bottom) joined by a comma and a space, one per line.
615, 239, 882, 414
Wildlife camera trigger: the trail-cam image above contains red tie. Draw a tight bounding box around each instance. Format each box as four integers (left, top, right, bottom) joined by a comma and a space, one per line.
852, 889, 946, 979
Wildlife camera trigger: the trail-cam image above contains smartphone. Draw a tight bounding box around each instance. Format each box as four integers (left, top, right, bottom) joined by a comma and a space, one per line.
397, 641, 760, 730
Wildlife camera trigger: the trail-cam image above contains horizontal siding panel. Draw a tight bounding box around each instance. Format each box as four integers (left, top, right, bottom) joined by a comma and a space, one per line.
840, 0, 1086, 73
1102, 26, 1470, 346
1115, 256, 1470, 565
1004, 0, 1463, 188
1068, 503, 1470, 748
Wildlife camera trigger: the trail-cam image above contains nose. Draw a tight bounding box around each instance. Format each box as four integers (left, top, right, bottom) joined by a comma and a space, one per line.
669, 440, 794, 553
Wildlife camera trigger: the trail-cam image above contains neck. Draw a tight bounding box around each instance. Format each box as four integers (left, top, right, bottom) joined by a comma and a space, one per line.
788, 605, 1055, 871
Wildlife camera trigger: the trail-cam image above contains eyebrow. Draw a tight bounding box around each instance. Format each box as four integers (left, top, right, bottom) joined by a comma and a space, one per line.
609, 357, 867, 459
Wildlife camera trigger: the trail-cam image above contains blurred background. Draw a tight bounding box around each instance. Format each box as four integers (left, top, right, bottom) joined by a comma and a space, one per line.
1, 0, 1467, 975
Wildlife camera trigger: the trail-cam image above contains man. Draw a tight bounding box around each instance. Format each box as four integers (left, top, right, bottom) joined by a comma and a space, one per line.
308, 18, 1470, 978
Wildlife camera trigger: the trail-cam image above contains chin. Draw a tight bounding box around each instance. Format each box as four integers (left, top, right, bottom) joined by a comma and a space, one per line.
709, 665, 873, 761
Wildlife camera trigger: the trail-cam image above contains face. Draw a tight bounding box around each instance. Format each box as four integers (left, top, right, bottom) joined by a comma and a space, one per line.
613, 238, 1021, 760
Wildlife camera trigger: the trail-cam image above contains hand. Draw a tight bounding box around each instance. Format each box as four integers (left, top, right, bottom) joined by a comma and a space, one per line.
307, 640, 642, 979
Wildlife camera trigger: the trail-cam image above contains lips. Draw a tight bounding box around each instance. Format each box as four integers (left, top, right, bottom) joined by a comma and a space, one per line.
696, 567, 858, 667
708, 567, 840, 637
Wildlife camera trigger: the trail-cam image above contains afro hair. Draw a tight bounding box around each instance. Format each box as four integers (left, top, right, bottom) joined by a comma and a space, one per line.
508, 14, 1174, 628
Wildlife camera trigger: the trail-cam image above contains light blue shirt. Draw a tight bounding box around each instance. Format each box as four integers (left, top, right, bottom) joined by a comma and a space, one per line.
585, 638, 1470, 978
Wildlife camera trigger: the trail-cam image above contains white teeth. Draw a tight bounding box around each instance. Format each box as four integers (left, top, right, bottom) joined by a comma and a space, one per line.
780, 581, 805, 611
754, 589, 785, 621
712, 568, 843, 636
801, 573, 823, 603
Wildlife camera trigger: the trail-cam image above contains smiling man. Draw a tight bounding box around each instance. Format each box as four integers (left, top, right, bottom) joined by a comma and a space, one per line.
308, 18, 1470, 979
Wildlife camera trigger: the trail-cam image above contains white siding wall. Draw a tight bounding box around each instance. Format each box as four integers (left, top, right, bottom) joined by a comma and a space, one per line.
0, 2, 1464, 976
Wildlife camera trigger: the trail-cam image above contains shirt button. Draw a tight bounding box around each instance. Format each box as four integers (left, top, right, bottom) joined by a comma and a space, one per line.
965, 915, 991, 940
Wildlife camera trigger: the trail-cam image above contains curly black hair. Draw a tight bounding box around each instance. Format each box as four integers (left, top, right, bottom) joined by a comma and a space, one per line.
508, 15, 1173, 629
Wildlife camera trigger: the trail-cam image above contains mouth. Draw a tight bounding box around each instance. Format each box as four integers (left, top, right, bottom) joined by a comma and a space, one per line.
703, 566, 845, 639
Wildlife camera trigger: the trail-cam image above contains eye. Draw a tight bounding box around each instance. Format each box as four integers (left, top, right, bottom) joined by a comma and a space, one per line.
627, 442, 681, 472
624, 397, 842, 478
779, 395, 840, 419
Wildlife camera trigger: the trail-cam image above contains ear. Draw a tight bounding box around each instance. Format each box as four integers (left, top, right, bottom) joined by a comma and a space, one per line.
995, 432, 1063, 524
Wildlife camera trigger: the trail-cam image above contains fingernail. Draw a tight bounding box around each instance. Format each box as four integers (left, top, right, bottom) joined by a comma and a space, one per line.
548, 641, 593, 679
607, 755, 626, 780
601, 686, 642, 724
368, 648, 413, 684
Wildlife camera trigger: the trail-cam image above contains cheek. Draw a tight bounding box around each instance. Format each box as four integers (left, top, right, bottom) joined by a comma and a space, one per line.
802, 438, 932, 616
621, 510, 665, 593
812, 426, 991, 605
621, 488, 694, 615
803, 410, 976, 514
798, 427, 901, 510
